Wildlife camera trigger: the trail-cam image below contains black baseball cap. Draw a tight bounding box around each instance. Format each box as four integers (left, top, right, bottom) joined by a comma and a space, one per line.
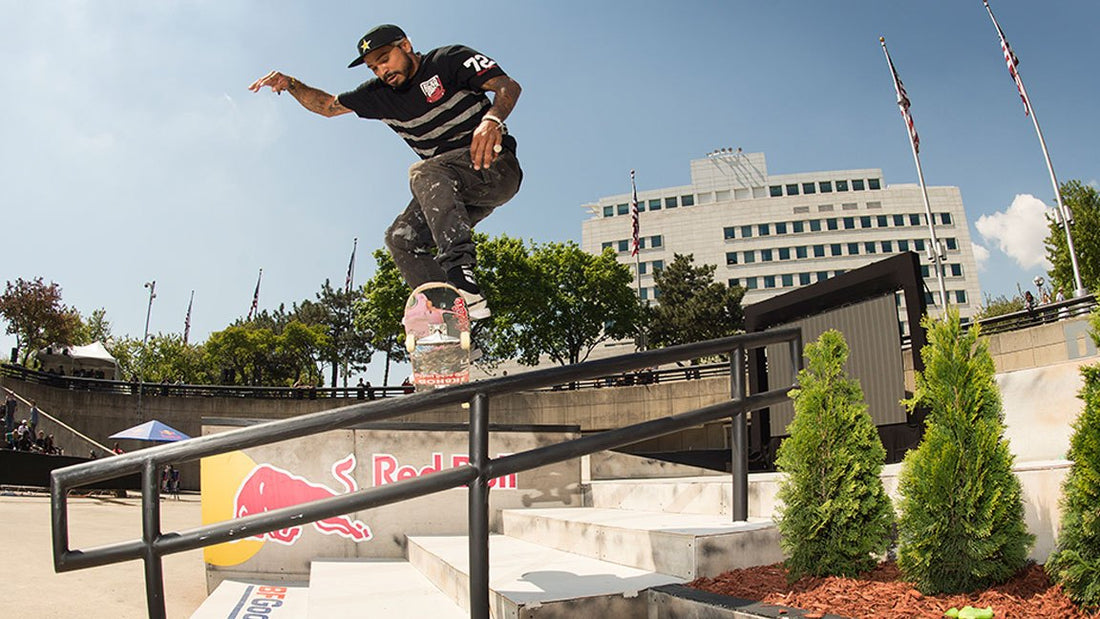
347, 24, 406, 68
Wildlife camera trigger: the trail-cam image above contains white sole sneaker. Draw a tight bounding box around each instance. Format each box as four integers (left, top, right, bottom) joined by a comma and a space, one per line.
458, 290, 491, 320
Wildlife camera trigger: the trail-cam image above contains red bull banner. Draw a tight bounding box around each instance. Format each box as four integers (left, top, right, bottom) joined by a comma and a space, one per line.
201, 425, 582, 588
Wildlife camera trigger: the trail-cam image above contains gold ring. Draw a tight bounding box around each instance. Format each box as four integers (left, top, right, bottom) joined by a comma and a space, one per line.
493, 144, 503, 154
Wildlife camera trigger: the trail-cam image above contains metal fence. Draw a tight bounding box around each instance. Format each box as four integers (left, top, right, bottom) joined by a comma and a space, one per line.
50, 327, 802, 619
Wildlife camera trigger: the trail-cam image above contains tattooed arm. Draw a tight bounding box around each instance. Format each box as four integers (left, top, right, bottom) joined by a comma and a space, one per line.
471, 75, 522, 170
248, 71, 352, 118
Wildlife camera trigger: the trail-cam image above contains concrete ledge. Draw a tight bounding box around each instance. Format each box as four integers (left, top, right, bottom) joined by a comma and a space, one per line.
648, 584, 846, 619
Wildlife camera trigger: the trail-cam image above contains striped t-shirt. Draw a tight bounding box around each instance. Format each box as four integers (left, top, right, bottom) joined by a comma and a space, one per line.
337, 45, 517, 160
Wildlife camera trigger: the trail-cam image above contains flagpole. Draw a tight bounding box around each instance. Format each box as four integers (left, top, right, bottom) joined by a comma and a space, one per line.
346, 237, 358, 294
183, 290, 194, 346
982, 0, 1085, 297
881, 37, 949, 313
248, 268, 262, 321
630, 169, 646, 351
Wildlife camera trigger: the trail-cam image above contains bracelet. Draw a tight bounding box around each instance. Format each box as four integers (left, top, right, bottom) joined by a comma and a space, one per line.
482, 113, 507, 133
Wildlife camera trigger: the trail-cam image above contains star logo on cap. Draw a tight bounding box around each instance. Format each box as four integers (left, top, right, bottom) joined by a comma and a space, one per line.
360, 39, 372, 53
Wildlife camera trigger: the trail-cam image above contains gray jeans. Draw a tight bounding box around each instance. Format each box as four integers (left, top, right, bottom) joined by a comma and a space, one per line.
385, 147, 522, 288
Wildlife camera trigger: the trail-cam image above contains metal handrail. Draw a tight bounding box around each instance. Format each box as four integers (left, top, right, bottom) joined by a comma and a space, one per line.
50, 327, 803, 618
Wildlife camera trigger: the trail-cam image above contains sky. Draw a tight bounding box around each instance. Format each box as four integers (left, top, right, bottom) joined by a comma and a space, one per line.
1, 1, 1096, 386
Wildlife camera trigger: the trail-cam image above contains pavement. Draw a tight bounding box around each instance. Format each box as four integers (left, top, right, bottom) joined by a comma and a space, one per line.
2, 491, 207, 619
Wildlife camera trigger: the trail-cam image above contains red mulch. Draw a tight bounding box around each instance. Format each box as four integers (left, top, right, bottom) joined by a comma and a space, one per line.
689, 561, 1100, 619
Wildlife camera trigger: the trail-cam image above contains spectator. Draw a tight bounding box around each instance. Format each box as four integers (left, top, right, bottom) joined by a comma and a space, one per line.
169, 466, 181, 498
28, 400, 39, 435
3, 391, 15, 435
112, 442, 124, 455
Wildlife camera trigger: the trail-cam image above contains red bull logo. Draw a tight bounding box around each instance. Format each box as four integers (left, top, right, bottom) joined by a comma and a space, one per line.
372, 452, 517, 488
233, 454, 373, 544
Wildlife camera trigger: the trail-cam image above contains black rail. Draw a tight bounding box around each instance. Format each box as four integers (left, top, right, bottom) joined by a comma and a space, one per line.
50, 327, 803, 618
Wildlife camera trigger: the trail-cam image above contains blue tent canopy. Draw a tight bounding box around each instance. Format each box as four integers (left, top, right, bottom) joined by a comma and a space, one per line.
108, 420, 190, 442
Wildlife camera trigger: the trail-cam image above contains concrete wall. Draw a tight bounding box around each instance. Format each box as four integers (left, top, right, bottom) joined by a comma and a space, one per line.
201, 422, 583, 591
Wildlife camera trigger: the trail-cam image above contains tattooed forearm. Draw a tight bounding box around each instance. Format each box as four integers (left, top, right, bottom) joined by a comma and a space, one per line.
288, 79, 352, 118
482, 75, 522, 121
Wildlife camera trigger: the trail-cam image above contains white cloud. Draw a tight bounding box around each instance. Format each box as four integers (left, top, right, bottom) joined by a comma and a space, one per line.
974, 194, 1053, 271
971, 243, 991, 272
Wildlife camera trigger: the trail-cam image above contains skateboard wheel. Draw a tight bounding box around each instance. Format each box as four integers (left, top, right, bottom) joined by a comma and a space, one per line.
460, 331, 471, 350
406, 333, 416, 353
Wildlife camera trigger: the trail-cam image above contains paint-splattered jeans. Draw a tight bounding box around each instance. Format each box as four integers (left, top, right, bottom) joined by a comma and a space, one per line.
385, 147, 522, 288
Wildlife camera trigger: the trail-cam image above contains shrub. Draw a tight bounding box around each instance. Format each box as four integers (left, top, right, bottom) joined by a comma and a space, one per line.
1045, 313, 1100, 610
896, 309, 1032, 593
775, 329, 895, 580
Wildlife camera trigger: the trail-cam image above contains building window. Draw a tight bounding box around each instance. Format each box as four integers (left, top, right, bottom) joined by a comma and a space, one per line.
860, 216, 872, 228
924, 291, 936, 306
782, 274, 794, 287
649, 198, 661, 211
847, 242, 860, 255
893, 214, 905, 226
843, 217, 856, 230
909, 214, 922, 226
775, 221, 788, 235
796, 246, 808, 259
724, 226, 736, 239
636, 201, 645, 212
945, 237, 958, 250
638, 237, 646, 250
617, 203, 629, 215
817, 271, 830, 282
799, 272, 811, 285
809, 219, 822, 232
818, 204, 834, 212
786, 184, 800, 196
761, 248, 774, 262
950, 264, 963, 277
941, 212, 953, 225
602, 206, 614, 217
898, 240, 910, 252
820, 181, 833, 193
650, 235, 663, 248
836, 180, 849, 191
835, 269, 846, 275
758, 223, 771, 236
764, 275, 777, 288
617, 240, 629, 252
813, 245, 825, 257
727, 278, 738, 288
866, 201, 882, 209
793, 206, 810, 214
601, 241, 612, 251
877, 215, 889, 227
639, 262, 648, 275
830, 243, 843, 256
826, 218, 839, 230
865, 241, 877, 254
681, 194, 695, 207
881, 240, 893, 252
792, 220, 805, 233
914, 239, 926, 252
743, 251, 756, 263
920, 265, 930, 278
868, 178, 881, 190
665, 197, 678, 209
741, 225, 753, 238
769, 185, 783, 197
956, 290, 968, 303
745, 277, 758, 290
802, 182, 816, 194
779, 247, 791, 260
842, 202, 859, 210
726, 252, 738, 265
852, 179, 866, 191
652, 260, 664, 272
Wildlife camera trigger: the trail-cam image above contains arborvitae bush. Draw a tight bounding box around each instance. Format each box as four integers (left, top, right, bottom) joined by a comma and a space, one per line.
896, 309, 1032, 594
1046, 309, 1100, 610
775, 329, 895, 580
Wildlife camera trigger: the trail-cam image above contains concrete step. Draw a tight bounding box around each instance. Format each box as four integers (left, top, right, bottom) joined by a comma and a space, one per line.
190, 580, 309, 619
407, 533, 682, 618
586, 474, 784, 519
501, 507, 781, 579
306, 559, 466, 618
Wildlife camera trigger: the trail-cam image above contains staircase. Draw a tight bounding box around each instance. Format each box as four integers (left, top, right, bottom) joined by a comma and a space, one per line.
190, 474, 783, 618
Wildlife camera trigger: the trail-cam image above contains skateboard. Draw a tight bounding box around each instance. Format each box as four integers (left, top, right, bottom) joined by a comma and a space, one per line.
403, 282, 472, 390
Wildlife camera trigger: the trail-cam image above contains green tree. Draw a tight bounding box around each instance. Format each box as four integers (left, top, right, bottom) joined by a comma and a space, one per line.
774, 330, 895, 580
73, 308, 113, 345
478, 237, 639, 366
314, 280, 373, 387
646, 254, 744, 351
1045, 180, 1100, 294
1046, 309, 1100, 610
357, 250, 410, 386
972, 293, 1025, 321
896, 309, 1032, 594
139, 333, 211, 384
0, 277, 81, 365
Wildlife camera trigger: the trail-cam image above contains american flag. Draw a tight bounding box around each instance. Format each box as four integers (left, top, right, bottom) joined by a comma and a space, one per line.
345, 237, 358, 293
881, 38, 920, 154
183, 291, 193, 345
983, 0, 1032, 116
630, 170, 640, 257
247, 269, 262, 321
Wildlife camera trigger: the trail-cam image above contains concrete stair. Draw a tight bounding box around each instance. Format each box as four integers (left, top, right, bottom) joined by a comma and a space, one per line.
192, 472, 783, 618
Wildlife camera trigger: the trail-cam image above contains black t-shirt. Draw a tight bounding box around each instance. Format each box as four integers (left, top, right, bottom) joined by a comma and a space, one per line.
337, 45, 517, 159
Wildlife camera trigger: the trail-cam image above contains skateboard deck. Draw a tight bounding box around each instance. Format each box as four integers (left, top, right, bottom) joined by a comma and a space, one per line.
403, 282, 472, 390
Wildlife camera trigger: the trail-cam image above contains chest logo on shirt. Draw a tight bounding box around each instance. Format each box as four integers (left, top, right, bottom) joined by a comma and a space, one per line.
420, 75, 445, 103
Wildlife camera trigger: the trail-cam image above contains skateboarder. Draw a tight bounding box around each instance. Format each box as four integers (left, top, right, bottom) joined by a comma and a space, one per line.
249, 24, 523, 320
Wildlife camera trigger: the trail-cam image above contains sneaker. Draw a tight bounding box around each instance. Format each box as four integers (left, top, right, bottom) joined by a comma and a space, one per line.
447, 265, 491, 320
